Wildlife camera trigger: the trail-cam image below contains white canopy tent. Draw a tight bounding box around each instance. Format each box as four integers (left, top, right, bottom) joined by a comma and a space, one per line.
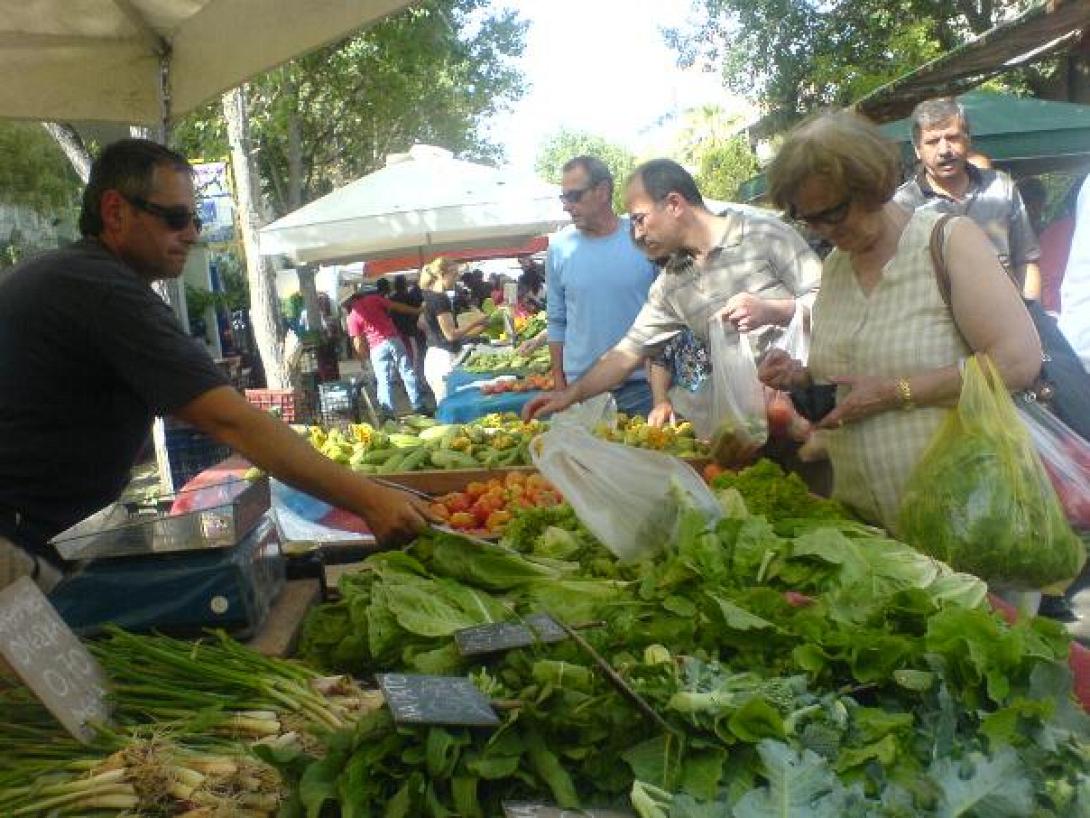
258, 145, 571, 266
0, 0, 409, 127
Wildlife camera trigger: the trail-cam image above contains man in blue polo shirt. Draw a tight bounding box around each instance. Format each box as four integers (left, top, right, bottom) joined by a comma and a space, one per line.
547, 156, 657, 416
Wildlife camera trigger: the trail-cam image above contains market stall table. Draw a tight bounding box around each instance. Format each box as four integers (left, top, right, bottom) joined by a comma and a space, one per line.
436, 381, 545, 424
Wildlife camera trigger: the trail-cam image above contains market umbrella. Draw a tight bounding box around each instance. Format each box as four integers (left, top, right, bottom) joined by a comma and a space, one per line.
0, 0, 410, 127
258, 145, 571, 266
363, 235, 550, 278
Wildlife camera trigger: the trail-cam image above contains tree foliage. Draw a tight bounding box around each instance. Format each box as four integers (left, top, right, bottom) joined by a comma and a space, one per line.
666, 0, 1039, 120
0, 121, 82, 214
672, 105, 759, 202
534, 129, 638, 212
172, 0, 528, 218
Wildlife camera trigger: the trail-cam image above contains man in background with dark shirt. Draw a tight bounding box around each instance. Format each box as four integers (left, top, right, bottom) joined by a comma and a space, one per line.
0, 139, 434, 589
892, 97, 1041, 299
388, 275, 427, 389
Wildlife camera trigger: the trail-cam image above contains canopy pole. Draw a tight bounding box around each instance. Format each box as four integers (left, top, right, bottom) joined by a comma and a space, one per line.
158, 47, 173, 145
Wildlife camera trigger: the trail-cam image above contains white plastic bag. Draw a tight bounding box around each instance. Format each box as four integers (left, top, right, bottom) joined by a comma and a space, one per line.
531, 427, 721, 563
550, 392, 617, 432
707, 318, 768, 463
771, 302, 810, 364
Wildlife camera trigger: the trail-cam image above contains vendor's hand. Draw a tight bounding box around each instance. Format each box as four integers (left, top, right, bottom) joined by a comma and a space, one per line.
758, 349, 810, 391
523, 388, 575, 421
358, 481, 438, 548
815, 375, 898, 430
551, 371, 567, 391
517, 335, 544, 356
719, 293, 773, 333
647, 400, 675, 428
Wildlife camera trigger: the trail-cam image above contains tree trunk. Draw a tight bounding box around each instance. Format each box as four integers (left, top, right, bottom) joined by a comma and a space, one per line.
222, 86, 291, 389
39, 122, 92, 184
282, 72, 324, 349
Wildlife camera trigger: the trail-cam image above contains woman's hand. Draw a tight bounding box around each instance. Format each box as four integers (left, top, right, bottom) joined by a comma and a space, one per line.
815, 375, 898, 430
758, 349, 810, 391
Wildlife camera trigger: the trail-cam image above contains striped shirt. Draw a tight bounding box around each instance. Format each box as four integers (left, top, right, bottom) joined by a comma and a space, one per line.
616, 207, 821, 358
893, 165, 1040, 286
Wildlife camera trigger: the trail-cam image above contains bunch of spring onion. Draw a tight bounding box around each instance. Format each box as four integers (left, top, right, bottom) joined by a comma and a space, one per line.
0, 679, 283, 817
90, 627, 383, 749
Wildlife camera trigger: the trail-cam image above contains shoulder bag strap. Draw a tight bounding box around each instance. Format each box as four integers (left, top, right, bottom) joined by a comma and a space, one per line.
929, 213, 956, 307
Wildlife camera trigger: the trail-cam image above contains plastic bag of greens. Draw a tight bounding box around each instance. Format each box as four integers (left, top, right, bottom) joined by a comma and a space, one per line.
706, 318, 768, 464
898, 357, 1085, 590
1017, 396, 1090, 531
531, 426, 721, 563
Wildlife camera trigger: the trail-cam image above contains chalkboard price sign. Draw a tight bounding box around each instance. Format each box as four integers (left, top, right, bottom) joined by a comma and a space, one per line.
376, 673, 500, 727
0, 577, 111, 743
503, 802, 635, 818
455, 613, 568, 656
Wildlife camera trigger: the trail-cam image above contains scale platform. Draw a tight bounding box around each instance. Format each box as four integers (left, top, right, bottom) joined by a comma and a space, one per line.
49, 514, 286, 639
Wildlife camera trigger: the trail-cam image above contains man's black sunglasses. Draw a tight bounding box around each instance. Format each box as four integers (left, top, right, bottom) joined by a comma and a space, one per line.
559, 185, 596, 205
125, 195, 203, 232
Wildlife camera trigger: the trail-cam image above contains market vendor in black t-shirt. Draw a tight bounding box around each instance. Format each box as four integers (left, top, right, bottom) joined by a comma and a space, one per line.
0, 138, 436, 590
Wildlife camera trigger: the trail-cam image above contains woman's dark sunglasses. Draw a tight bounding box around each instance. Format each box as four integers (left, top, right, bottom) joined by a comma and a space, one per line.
126, 195, 203, 232
788, 198, 851, 227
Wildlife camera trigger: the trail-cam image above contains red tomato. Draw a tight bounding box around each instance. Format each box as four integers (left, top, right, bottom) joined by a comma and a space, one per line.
470, 500, 492, 527
703, 463, 724, 483
445, 494, 471, 514
767, 394, 793, 438
504, 471, 526, 488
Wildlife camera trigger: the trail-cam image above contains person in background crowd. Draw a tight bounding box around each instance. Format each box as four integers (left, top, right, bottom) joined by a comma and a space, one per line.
966, 149, 993, 170
526, 158, 820, 425
347, 279, 426, 419
1017, 176, 1048, 236
759, 110, 1040, 533
1039, 175, 1086, 314
0, 139, 434, 590
1059, 175, 1090, 373
893, 97, 1042, 301
517, 265, 546, 313
489, 274, 505, 305
545, 156, 658, 416
389, 274, 427, 385
419, 257, 489, 402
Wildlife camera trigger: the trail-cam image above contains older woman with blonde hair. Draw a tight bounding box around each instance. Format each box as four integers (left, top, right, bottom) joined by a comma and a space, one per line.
419, 256, 488, 402
758, 109, 1041, 532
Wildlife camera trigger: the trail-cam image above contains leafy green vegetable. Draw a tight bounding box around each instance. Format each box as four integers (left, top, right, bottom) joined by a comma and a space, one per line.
899, 357, 1086, 590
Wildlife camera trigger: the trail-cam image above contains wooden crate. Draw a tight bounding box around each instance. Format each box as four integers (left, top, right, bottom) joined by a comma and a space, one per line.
375, 457, 710, 496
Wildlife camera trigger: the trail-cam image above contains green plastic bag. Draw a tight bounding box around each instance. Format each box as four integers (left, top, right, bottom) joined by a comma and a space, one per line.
898, 356, 1085, 590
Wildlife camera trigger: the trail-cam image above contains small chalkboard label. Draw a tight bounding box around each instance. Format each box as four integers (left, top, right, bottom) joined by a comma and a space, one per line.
376, 673, 499, 727
455, 613, 568, 656
0, 577, 111, 743
503, 803, 635, 818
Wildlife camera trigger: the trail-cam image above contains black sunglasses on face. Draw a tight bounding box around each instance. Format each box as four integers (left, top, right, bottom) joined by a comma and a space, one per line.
125, 195, 203, 232
789, 198, 852, 227
559, 185, 596, 205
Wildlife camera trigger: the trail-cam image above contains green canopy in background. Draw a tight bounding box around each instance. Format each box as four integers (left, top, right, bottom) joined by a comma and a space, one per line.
738, 91, 1090, 203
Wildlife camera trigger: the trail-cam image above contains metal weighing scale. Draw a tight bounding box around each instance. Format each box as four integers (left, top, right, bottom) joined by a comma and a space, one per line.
47, 477, 286, 638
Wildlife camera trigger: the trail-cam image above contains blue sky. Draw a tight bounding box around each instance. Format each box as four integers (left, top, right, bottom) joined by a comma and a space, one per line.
484, 0, 751, 174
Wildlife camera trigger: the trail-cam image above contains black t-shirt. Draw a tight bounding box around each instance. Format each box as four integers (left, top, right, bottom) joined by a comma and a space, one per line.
422, 290, 459, 353
389, 287, 423, 338
0, 240, 228, 555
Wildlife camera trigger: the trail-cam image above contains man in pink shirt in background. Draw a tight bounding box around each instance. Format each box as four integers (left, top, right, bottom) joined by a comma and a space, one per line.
345, 280, 426, 417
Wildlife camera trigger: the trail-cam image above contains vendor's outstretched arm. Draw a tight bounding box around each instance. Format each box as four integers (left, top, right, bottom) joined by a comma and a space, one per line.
175, 386, 435, 547
522, 347, 642, 419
